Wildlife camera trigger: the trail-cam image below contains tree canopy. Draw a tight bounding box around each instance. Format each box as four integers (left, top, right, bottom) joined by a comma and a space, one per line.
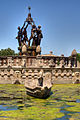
0, 48, 18, 56
76, 53, 80, 63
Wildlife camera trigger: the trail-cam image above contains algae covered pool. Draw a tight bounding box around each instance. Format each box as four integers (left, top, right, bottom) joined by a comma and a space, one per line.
0, 84, 80, 120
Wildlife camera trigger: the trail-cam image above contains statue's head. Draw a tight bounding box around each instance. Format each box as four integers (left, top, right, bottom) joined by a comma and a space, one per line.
28, 13, 31, 18
32, 24, 36, 28
18, 26, 20, 30
38, 25, 41, 29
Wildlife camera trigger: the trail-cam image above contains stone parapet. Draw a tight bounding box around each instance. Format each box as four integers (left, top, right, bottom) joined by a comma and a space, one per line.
0, 55, 80, 84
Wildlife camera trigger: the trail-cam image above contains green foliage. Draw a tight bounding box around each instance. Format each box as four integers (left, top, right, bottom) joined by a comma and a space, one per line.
0, 48, 18, 56
76, 53, 80, 62
56, 59, 60, 65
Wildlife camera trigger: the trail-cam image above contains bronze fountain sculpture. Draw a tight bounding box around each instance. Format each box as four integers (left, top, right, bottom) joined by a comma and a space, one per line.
16, 7, 43, 56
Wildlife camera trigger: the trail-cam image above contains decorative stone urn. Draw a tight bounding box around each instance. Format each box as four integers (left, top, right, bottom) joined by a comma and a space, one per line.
36, 45, 41, 55
22, 45, 27, 56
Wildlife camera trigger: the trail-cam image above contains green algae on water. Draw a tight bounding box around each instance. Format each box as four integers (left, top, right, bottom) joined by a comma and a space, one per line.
0, 84, 80, 120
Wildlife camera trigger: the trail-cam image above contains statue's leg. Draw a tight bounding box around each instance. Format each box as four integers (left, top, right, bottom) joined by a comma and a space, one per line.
28, 40, 30, 46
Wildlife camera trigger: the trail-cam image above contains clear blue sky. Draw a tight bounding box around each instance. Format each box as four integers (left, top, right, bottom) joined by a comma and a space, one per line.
0, 0, 80, 56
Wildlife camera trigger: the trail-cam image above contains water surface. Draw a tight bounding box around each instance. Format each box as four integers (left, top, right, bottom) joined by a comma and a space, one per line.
0, 84, 80, 120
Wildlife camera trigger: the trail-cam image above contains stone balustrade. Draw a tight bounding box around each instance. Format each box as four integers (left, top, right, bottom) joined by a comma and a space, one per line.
0, 55, 78, 68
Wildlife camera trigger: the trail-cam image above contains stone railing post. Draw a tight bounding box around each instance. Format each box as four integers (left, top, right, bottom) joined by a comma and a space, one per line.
49, 58, 55, 67
77, 61, 80, 68
0, 60, 2, 66
60, 58, 65, 68
74, 58, 77, 68
68, 59, 72, 68
3, 59, 7, 66
22, 57, 26, 67
36, 55, 43, 67
7, 57, 12, 67
55, 58, 59, 68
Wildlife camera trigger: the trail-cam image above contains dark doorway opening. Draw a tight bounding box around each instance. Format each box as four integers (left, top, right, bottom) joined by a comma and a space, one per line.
14, 80, 21, 84
75, 79, 80, 84
38, 77, 43, 86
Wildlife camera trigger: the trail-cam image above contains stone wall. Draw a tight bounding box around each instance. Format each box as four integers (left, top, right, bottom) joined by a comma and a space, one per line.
0, 55, 80, 84
52, 68, 80, 84
0, 67, 80, 84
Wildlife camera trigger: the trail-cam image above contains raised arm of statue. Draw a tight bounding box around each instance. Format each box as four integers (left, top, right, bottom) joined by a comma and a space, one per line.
25, 24, 28, 29
21, 21, 26, 30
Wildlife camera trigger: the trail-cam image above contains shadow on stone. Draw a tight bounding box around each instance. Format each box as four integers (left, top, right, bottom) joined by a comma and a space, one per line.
74, 79, 80, 84
14, 80, 21, 84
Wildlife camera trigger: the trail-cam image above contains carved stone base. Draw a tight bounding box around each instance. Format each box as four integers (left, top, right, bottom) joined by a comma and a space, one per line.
26, 86, 51, 98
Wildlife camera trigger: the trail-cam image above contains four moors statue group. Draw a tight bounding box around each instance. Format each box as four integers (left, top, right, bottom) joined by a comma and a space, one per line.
16, 7, 43, 56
